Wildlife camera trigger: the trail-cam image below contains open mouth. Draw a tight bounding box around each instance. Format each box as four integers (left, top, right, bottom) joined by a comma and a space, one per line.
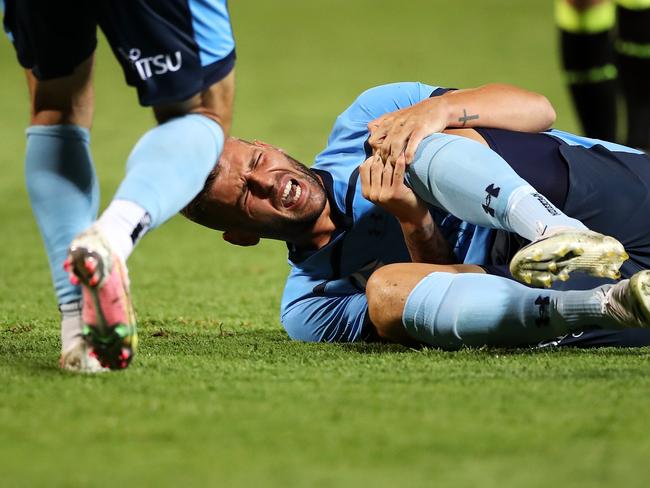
281, 179, 302, 208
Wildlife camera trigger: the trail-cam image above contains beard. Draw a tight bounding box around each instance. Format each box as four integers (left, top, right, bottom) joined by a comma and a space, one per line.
253, 156, 328, 242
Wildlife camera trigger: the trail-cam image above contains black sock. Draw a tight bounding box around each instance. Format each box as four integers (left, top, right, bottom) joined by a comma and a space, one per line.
560, 29, 618, 141
616, 6, 650, 149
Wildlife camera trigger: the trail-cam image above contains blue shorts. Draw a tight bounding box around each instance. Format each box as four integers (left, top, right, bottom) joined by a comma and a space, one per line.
3, 0, 236, 106
481, 130, 650, 279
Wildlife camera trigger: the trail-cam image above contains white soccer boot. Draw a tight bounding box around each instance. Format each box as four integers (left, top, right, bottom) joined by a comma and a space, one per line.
599, 270, 650, 329
59, 300, 108, 373
60, 339, 108, 373
509, 226, 629, 288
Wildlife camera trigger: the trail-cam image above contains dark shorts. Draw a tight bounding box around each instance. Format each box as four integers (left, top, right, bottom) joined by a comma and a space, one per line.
3, 0, 236, 106
478, 129, 650, 278
476, 130, 650, 348
559, 143, 650, 276
536, 327, 650, 348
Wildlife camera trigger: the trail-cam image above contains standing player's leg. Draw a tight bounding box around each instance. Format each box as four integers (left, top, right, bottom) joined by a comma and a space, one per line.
406, 133, 628, 287
615, 0, 650, 150
96, 72, 234, 263
25, 60, 103, 372
366, 264, 650, 349
555, 0, 618, 140
64, 0, 236, 370
4, 1, 105, 372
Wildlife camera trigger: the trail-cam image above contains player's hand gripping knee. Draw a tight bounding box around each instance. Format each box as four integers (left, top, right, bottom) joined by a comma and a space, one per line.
367, 96, 450, 167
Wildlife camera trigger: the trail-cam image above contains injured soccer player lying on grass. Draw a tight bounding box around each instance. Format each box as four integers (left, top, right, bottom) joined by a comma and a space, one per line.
181, 81, 650, 349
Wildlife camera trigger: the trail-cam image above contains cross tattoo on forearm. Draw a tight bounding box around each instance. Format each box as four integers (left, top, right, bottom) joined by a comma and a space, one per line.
458, 109, 479, 126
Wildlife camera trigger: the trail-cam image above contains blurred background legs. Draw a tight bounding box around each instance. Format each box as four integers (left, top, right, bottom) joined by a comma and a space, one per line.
556, 0, 650, 149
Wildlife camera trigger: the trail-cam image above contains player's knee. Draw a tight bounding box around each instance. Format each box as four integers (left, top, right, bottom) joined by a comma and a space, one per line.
31, 104, 94, 127
153, 70, 235, 131
27, 56, 95, 128
366, 265, 426, 347
30, 80, 94, 123
366, 265, 409, 338
153, 94, 232, 130
153, 96, 200, 124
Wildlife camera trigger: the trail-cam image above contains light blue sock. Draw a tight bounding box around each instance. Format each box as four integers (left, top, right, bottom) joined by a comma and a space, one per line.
402, 272, 612, 349
25, 125, 99, 305
406, 134, 585, 240
114, 114, 224, 227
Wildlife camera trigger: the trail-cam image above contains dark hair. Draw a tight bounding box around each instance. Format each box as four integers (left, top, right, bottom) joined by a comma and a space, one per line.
180, 164, 221, 224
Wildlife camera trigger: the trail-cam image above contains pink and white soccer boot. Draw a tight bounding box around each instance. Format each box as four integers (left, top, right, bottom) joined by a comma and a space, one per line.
64, 226, 137, 370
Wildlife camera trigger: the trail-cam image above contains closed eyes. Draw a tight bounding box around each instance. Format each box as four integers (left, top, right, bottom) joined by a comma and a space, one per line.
239, 151, 263, 207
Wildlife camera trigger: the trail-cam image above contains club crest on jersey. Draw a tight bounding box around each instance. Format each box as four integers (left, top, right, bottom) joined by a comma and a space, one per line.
127, 48, 182, 81
482, 183, 500, 217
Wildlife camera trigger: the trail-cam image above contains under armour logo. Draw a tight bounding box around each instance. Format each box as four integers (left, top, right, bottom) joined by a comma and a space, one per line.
482, 184, 500, 217
367, 229, 382, 237
534, 295, 550, 327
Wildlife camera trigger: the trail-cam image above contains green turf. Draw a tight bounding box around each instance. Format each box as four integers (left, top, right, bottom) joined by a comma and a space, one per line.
1, 1, 649, 486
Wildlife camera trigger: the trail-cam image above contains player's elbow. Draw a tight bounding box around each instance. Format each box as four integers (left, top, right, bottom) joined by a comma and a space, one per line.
281, 309, 321, 342
536, 94, 556, 130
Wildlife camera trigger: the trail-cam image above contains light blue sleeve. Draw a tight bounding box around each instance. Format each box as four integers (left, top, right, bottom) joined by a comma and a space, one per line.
545, 129, 644, 155
281, 294, 370, 343
336, 82, 440, 127
319, 82, 442, 161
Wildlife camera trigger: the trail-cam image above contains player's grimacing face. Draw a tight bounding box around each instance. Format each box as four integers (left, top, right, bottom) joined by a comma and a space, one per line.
205, 138, 327, 241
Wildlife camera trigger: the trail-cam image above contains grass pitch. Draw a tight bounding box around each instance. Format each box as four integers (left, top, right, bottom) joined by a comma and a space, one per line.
1, 1, 649, 486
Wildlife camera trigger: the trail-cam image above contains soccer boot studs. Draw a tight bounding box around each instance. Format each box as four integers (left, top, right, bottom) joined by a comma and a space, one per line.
509, 229, 629, 288
64, 226, 137, 370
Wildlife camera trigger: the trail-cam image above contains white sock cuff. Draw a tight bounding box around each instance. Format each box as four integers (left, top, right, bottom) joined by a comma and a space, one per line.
60, 300, 83, 353
505, 185, 539, 224
505, 185, 587, 240
554, 289, 607, 330
97, 199, 151, 260
99, 199, 149, 226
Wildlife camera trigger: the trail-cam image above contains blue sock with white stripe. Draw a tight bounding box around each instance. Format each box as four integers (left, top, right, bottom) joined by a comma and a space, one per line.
402, 271, 610, 349
406, 134, 586, 240
25, 125, 99, 305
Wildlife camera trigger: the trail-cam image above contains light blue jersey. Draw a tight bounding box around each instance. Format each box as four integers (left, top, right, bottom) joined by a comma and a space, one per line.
280, 83, 492, 342
544, 129, 644, 155
279, 83, 650, 345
